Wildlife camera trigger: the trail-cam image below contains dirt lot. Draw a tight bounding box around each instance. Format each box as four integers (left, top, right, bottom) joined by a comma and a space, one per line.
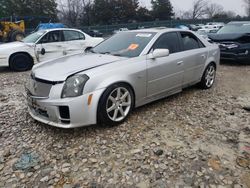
0, 64, 249, 188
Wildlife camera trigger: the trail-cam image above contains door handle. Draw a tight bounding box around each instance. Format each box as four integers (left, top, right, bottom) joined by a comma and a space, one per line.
177, 61, 183, 65
201, 54, 206, 59
57, 45, 63, 48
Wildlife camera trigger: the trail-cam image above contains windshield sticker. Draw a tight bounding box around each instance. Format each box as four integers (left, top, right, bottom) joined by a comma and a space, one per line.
136, 33, 152, 38
128, 44, 139, 50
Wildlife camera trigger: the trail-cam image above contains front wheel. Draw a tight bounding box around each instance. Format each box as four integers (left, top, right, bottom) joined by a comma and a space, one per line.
10, 53, 33, 71
199, 63, 216, 89
98, 83, 134, 126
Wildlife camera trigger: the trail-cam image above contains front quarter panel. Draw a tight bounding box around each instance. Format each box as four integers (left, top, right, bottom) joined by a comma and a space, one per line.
82, 56, 147, 107
206, 44, 220, 69
0, 43, 37, 66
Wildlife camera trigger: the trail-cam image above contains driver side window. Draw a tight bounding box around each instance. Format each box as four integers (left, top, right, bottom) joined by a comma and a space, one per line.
152, 32, 181, 54
39, 31, 62, 43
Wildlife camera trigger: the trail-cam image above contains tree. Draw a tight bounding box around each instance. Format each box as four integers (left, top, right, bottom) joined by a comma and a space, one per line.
136, 7, 153, 21
151, 0, 174, 20
213, 11, 236, 19
0, 0, 57, 18
244, 0, 250, 17
91, 0, 139, 24
205, 3, 224, 18
191, 0, 208, 19
58, 0, 83, 27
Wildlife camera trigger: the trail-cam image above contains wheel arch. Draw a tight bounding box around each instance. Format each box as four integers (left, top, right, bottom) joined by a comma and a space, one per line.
96, 81, 136, 123
98, 81, 136, 107
208, 61, 217, 70
9, 51, 34, 66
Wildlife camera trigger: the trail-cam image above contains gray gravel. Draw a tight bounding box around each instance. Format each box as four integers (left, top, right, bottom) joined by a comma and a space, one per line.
0, 64, 249, 187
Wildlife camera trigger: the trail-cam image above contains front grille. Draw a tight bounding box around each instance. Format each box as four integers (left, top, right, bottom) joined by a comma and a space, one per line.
27, 77, 52, 97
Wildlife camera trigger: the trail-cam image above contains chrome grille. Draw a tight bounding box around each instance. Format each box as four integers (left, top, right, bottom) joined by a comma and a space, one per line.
27, 77, 52, 97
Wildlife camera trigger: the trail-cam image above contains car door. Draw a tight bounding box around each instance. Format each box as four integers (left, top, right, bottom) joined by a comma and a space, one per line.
146, 32, 184, 97
179, 32, 207, 86
63, 30, 87, 55
35, 30, 66, 62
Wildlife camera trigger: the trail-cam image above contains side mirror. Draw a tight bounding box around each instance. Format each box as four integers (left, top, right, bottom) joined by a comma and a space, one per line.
85, 46, 93, 53
149, 49, 170, 59
41, 48, 46, 55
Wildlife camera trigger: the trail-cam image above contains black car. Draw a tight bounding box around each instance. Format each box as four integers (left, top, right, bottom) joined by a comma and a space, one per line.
208, 21, 250, 63
87, 30, 103, 37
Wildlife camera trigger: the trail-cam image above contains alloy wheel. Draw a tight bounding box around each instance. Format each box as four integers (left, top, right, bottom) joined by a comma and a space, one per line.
205, 65, 215, 88
106, 87, 132, 122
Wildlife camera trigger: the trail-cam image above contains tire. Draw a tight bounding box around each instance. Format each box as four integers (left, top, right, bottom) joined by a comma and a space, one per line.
199, 63, 216, 89
10, 30, 25, 42
10, 53, 33, 71
98, 83, 135, 126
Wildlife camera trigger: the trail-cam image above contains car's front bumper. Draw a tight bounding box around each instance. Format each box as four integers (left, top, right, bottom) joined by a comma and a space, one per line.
27, 87, 106, 128
220, 49, 250, 63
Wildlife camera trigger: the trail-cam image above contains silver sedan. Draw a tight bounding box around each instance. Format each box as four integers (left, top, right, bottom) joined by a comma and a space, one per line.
26, 28, 220, 128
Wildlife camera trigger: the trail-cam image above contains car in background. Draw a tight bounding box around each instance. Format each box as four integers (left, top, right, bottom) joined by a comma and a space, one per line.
34, 23, 67, 31
207, 22, 225, 28
87, 30, 103, 37
175, 25, 189, 30
188, 24, 200, 31
113, 28, 129, 34
26, 28, 220, 128
209, 21, 250, 63
0, 28, 104, 71
197, 28, 218, 39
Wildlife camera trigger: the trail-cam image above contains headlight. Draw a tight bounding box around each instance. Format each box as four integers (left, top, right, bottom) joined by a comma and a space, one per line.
61, 74, 89, 98
219, 43, 239, 49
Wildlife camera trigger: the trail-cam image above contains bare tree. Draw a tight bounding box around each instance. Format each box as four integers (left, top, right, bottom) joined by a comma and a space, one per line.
244, 0, 250, 16
58, 0, 91, 27
205, 3, 223, 18
58, 0, 82, 26
191, 0, 208, 19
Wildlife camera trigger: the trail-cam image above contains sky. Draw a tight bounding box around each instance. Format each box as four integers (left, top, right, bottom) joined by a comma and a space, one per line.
140, 0, 246, 16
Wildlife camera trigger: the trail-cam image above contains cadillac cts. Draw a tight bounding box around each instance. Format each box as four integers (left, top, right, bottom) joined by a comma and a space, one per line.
26, 28, 220, 128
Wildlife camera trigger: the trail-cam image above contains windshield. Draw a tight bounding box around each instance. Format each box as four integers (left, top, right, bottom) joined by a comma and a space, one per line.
217, 24, 250, 34
22, 31, 46, 43
92, 32, 156, 57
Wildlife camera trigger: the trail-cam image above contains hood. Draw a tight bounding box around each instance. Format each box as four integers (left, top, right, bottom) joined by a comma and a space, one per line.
0, 41, 33, 50
32, 53, 127, 82
208, 33, 247, 42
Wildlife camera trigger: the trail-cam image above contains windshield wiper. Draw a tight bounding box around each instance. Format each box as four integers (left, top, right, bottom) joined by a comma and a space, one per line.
99, 52, 111, 55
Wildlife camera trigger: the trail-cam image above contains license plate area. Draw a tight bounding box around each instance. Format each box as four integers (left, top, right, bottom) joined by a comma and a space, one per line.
27, 95, 39, 110
27, 95, 49, 118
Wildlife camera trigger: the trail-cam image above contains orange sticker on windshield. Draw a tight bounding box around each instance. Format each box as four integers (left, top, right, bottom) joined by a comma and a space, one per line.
128, 44, 139, 50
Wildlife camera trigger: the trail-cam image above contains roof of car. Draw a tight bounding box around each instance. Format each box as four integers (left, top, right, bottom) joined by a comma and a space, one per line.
127, 27, 188, 33
41, 28, 83, 32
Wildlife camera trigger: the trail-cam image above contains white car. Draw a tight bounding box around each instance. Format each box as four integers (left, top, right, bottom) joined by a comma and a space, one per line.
197, 28, 218, 39
0, 28, 104, 71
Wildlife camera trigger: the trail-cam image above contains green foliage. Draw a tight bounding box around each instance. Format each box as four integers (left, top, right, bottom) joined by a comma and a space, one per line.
0, 0, 57, 18
92, 0, 139, 24
151, 0, 174, 20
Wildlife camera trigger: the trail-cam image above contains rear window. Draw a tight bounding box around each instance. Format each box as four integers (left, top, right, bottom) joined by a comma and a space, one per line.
180, 32, 204, 51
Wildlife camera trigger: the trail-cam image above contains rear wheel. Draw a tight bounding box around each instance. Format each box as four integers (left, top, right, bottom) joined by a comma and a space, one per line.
10, 53, 33, 71
10, 30, 25, 42
200, 63, 216, 89
98, 83, 134, 126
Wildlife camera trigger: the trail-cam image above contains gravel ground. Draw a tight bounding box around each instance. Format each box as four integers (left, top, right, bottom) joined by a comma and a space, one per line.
0, 64, 249, 188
